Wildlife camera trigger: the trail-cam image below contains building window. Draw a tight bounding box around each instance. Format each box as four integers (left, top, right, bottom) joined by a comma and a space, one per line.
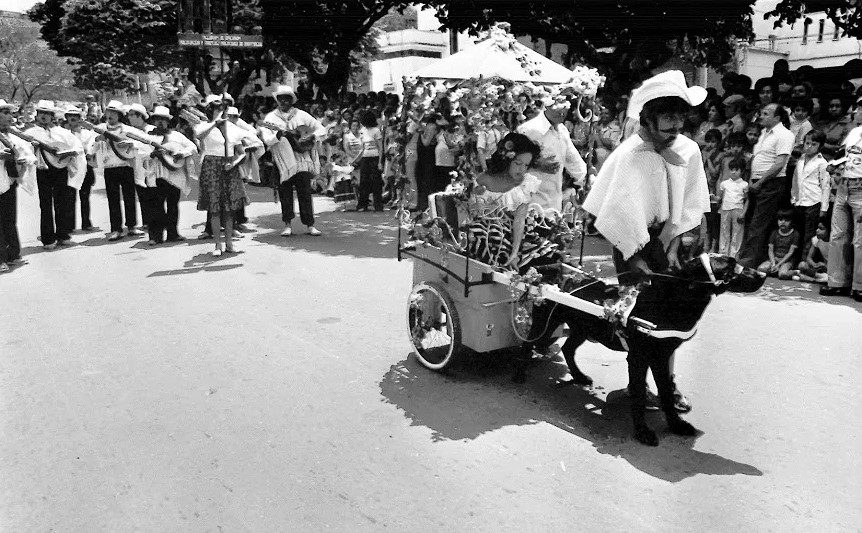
380, 50, 443, 60
818, 19, 825, 42
768, 35, 776, 51
834, 23, 842, 40
802, 18, 811, 44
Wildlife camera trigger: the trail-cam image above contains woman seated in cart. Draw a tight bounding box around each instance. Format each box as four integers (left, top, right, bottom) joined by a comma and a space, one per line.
470, 132, 543, 266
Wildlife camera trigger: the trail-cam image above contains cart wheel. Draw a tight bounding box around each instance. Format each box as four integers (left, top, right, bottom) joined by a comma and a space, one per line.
407, 281, 463, 371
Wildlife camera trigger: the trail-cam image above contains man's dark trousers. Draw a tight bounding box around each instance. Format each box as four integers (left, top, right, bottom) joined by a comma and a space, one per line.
278, 171, 314, 226
0, 181, 20, 262
148, 178, 182, 241
104, 166, 137, 232
78, 166, 95, 229
36, 167, 74, 245
738, 178, 783, 268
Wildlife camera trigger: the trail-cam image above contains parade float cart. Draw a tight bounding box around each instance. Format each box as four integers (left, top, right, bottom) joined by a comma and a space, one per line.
397, 194, 659, 371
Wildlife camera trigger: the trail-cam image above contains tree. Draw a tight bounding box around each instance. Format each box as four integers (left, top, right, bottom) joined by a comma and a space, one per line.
765, 1, 862, 38
0, 22, 78, 104
29, 0, 434, 99
430, 0, 757, 93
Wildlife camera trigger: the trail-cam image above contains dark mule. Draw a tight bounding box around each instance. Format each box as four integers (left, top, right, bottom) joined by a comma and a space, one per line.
525, 254, 765, 446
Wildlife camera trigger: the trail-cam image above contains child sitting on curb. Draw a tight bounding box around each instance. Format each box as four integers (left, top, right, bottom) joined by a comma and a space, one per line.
791, 222, 830, 283
757, 209, 800, 279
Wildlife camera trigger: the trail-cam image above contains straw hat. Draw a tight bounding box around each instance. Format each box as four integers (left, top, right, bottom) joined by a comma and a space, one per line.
150, 105, 173, 120
64, 106, 84, 116
203, 94, 223, 107
627, 70, 707, 119
105, 100, 126, 114
34, 100, 57, 114
126, 103, 149, 119
0, 99, 18, 111
225, 106, 240, 116
272, 85, 296, 101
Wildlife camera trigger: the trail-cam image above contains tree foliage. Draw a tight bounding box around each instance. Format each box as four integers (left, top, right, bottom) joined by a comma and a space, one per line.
765, 0, 862, 38
0, 21, 78, 104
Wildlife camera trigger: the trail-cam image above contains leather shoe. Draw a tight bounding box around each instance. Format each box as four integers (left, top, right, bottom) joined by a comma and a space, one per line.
852, 290, 862, 302
820, 286, 850, 296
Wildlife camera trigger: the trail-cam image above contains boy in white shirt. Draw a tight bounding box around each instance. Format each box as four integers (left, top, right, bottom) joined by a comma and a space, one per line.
791, 130, 829, 257
716, 157, 748, 257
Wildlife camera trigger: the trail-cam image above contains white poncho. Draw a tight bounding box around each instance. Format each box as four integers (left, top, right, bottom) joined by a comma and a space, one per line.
583, 133, 710, 260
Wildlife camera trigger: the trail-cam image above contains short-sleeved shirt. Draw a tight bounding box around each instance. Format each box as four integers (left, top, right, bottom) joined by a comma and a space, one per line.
719, 178, 748, 211
751, 123, 794, 182
841, 126, 862, 180
811, 236, 829, 262
359, 126, 381, 157
769, 228, 799, 258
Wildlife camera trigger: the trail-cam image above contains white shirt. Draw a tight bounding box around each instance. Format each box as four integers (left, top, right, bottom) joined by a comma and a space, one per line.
477, 173, 541, 211
93, 123, 139, 169
261, 108, 326, 180
719, 178, 748, 211
751, 123, 794, 182
841, 126, 862, 180
359, 127, 381, 158
789, 117, 812, 152
23, 124, 86, 189
792, 153, 829, 209
193, 122, 244, 158
0, 132, 36, 195
517, 111, 587, 211
434, 131, 457, 167
142, 130, 198, 193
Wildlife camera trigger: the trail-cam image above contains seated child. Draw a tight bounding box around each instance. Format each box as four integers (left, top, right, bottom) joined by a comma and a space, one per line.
791, 222, 829, 283
757, 209, 800, 279
329, 153, 356, 210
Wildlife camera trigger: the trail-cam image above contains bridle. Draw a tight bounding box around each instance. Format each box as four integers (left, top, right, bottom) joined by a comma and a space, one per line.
646, 253, 734, 287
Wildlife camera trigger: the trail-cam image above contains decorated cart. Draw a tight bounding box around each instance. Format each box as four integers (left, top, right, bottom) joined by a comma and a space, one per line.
392, 26, 658, 370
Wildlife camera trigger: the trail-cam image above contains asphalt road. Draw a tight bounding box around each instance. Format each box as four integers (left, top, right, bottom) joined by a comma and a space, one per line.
1, 182, 860, 531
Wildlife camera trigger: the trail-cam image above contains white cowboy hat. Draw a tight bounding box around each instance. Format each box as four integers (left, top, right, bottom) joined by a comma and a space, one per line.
64, 106, 84, 116
225, 106, 240, 116
125, 103, 149, 119
104, 99, 126, 114
34, 100, 57, 114
0, 99, 17, 111
627, 70, 707, 119
271, 84, 296, 101
203, 94, 223, 107
150, 105, 173, 120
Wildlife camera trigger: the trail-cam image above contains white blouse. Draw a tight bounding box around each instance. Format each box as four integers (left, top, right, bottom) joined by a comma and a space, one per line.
476, 173, 541, 211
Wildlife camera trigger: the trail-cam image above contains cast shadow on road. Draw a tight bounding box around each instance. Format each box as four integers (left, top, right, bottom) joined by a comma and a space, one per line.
146, 251, 244, 277
250, 208, 399, 259
743, 279, 862, 313
379, 355, 763, 483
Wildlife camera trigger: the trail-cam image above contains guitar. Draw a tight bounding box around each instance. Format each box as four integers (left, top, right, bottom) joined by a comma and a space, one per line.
9, 127, 77, 169
82, 121, 185, 170
258, 121, 317, 153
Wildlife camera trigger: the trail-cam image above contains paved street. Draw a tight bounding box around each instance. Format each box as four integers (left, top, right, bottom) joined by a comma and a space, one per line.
1, 182, 860, 531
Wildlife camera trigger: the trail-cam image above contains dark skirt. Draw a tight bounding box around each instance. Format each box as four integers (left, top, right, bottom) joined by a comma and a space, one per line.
197, 155, 248, 213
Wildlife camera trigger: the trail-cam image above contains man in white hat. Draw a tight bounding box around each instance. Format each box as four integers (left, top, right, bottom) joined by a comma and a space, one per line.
64, 106, 100, 231
226, 104, 263, 232
24, 100, 85, 248
0, 99, 37, 272
582, 70, 711, 417
517, 93, 587, 212
260, 84, 325, 236
93, 99, 145, 240
142, 105, 198, 244
125, 102, 159, 233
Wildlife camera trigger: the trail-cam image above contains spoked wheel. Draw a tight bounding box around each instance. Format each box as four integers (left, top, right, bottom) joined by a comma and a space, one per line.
407, 281, 463, 371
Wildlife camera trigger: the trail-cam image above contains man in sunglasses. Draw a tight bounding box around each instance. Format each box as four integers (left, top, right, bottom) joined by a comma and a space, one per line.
583, 70, 711, 413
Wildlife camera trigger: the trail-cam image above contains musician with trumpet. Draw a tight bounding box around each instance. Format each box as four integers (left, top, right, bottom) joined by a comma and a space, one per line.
93, 100, 146, 241
24, 100, 85, 249
0, 99, 37, 273
260, 85, 324, 237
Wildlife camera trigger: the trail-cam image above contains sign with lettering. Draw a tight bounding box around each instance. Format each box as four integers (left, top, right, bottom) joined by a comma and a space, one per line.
178, 33, 263, 48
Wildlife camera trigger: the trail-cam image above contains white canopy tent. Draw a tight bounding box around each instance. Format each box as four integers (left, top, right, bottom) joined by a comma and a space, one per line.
410, 37, 574, 84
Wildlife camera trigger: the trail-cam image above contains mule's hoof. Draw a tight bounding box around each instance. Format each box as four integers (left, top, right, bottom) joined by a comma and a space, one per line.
668, 418, 698, 436
634, 425, 659, 446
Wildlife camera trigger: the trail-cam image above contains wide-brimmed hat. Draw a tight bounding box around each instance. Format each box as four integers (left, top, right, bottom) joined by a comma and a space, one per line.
34, 100, 57, 114
126, 103, 149, 119
272, 85, 296, 101
105, 100, 126, 114
203, 94, 224, 107
627, 70, 707, 119
150, 105, 173, 120
225, 106, 240, 116
0, 99, 17, 111
722, 94, 745, 106
64, 106, 84, 116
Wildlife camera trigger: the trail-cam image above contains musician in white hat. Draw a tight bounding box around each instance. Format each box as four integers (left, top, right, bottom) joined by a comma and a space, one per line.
583, 70, 710, 414
124, 102, 158, 232
142, 105, 198, 244
24, 100, 85, 248
0, 99, 37, 272
226, 104, 263, 232
93, 99, 146, 241
64, 106, 100, 232
260, 84, 325, 236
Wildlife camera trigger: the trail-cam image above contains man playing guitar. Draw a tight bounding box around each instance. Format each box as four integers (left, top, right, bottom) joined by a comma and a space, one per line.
260, 85, 325, 237
64, 107, 100, 232
23, 100, 85, 249
93, 100, 145, 241
0, 99, 37, 273
142, 105, 198, 245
